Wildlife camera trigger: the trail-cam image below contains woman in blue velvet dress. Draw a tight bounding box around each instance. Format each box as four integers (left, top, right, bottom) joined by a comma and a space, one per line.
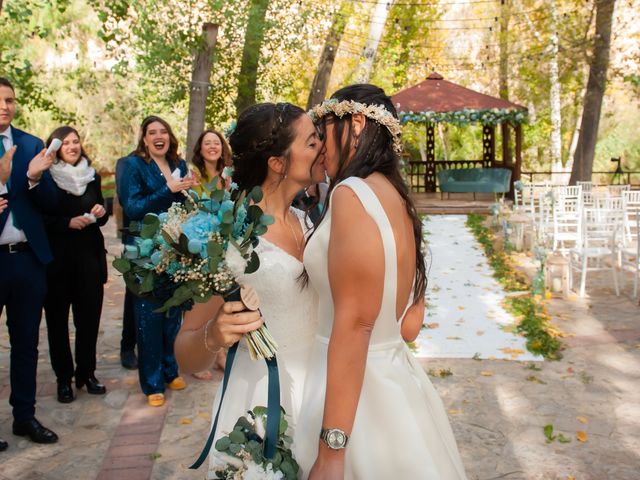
119, 115, 196, 406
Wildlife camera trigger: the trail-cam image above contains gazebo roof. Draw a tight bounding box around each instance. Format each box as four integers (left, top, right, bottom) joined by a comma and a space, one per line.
392, 72, 527, 114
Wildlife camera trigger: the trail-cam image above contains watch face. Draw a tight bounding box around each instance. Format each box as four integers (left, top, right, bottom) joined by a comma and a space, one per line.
328, 430, 345, 448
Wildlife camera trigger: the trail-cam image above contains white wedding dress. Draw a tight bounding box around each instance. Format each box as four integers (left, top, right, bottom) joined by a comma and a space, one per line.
207, 208, 318, 478
295, 177, 468, 479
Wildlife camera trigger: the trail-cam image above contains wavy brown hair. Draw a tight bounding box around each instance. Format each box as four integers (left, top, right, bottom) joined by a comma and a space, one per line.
311, 84, 427, 304
132, 115, 180, 167
191, 129, 232, 181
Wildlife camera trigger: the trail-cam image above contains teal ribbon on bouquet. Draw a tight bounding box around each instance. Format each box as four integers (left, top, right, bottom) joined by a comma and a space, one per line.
189, 293, 281, 470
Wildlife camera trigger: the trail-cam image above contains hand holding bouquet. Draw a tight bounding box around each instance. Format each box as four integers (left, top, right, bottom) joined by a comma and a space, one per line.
113, 174, 278, 359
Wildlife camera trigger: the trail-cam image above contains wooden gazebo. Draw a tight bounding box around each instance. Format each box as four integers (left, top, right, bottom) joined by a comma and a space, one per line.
392, 72, 528, 193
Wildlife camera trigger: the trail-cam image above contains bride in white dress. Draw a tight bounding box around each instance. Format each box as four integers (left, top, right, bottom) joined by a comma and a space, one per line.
174, 102, 324, 477
295, 85, 468, 479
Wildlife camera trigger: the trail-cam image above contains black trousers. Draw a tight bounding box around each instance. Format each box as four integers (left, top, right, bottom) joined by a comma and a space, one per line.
0, 249, 46, 422
121, 288, 136, 353
43, 248, 104, 383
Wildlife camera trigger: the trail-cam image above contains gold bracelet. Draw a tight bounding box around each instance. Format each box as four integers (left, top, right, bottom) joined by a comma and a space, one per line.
203, 318, 222, 355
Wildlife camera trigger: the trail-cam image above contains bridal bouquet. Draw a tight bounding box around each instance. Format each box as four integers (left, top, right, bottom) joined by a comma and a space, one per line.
113, 175, 278, 359
212, 406, 299, 480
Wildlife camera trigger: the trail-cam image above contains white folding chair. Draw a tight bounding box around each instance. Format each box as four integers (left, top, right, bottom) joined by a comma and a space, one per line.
570, 202, 622, 297
618, 191, 640, 296
552, 185, 582, 253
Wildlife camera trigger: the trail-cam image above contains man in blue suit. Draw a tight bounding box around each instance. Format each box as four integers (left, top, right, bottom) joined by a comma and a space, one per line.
0, 77, 59, 451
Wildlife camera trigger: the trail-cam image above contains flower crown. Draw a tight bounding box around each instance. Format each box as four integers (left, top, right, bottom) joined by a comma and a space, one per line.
309, 99, 403, 154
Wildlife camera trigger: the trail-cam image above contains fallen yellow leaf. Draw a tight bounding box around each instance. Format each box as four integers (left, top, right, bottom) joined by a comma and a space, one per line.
426, 323, 440, 329
576, 431, 587, 442
458, 306, 465, 311
544, 291, 553, 299
448, 409, 461, 415
576, 416, 588, 424
480, 371, 494, 376
476, 330, 485, 336
499, 347, 525, 359
197, 412, 211, 420
179, 417, 193, 425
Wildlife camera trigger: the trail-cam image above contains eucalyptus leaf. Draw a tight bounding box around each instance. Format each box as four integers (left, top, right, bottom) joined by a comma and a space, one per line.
249, 186, 263, 203
140, 271, 154, 293
260, 214, 275, 226
247, 204, 263, 221
211, 189, 225, 202
245, 250, 260, 274
112, 258, 131, 273
253, 224, 268, 236
215, 437, 231, 452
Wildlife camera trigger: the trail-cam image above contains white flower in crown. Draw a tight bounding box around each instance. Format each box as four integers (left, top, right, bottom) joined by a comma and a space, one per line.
309, 99, 403, 154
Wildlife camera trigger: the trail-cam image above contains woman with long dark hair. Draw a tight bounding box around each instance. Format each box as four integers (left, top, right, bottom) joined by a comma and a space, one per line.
191, 129, 232, 191
43, 126, 108, 403
175, 102, 325, 475
119, 115, 196, 406
295, 85, 468, 479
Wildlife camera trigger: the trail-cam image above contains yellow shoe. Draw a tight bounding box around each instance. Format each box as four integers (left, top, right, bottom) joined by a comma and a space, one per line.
148, 393, 164, 407
168, 376, 187, 390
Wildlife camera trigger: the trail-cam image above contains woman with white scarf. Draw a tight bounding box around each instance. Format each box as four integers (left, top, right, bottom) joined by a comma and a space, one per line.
42, 126, 108, 404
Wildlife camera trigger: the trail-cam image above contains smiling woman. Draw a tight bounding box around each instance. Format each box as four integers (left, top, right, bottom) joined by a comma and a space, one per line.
191, 129, 232, 191
118, 115, 197, 406
42, 126, 109, 404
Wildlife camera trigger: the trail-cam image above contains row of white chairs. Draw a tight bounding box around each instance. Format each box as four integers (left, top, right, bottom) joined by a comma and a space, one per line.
512, 183, 640, 297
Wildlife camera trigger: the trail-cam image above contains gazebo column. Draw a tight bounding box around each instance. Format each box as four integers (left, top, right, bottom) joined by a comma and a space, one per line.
501, 122, 512, 167
482, 125, 495, 168
426, 122, 436, 192
514, 123, 523, 183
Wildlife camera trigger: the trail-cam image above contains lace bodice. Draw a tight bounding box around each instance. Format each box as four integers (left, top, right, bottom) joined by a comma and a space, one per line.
236, 208, 318, 351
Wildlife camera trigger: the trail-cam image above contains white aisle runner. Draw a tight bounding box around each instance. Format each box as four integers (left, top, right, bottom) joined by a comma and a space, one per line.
415, 215, 543, 361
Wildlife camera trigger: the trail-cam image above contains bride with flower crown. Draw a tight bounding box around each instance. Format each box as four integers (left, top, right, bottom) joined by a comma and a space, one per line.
294, 84, 468, 479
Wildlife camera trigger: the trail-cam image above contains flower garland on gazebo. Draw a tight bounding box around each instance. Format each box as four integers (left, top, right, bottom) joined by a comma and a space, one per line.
398, 108, 528, 127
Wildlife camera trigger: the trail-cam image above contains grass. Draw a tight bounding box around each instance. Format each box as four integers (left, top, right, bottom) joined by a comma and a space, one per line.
466, 213, 563, 360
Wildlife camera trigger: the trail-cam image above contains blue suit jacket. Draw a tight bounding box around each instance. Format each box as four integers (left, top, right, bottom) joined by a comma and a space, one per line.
0, 126, 58, 264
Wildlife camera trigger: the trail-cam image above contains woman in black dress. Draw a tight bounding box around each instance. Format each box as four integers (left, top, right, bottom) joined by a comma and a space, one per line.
43, 126, 108, 403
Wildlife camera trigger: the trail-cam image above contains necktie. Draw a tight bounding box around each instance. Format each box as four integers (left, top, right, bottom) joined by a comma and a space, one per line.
0, 134, 6, 157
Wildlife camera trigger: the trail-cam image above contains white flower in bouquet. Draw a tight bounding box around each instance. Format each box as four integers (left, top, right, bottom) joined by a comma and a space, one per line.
225, 243, 249, 278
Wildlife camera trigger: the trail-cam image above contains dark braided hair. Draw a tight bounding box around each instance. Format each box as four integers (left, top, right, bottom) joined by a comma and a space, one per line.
229, 102, 305, 193
311, 84, 427, 304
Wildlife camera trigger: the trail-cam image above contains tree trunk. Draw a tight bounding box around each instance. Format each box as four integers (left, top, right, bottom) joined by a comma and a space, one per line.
306, 2, 351, 110
186, 23, 219, 163
548, 0, 563, 183
235, 0, 270, 116
354, 0, 395, 83
498, 0, 511, 99
569, 0, 616, 184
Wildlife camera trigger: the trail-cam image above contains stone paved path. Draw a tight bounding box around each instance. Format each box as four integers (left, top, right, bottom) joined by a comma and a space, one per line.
1, 219, 639, 479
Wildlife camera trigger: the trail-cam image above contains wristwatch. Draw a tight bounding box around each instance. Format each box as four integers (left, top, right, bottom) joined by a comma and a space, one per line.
320, 428, 349, 450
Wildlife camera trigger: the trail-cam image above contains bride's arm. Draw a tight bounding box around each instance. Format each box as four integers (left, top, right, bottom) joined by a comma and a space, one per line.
174, 297, 264, 374
400, 299, 425, 342
309, 187, 384, 478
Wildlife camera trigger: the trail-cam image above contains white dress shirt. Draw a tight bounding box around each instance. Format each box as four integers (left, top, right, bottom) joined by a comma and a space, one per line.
0, 125, 28, 245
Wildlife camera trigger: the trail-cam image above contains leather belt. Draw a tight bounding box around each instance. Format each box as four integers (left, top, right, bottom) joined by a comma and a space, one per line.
0, 242, 30, 253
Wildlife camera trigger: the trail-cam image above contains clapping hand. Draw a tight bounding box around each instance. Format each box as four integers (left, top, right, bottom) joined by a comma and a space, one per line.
167, 175, 196, 193
27, 148, 55, 182
69, 215, 93, 230
0, 146, 16, 184
90, 203, 106, 219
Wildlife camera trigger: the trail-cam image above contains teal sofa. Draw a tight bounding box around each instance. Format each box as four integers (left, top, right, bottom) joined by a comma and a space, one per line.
437, 168, 512, 196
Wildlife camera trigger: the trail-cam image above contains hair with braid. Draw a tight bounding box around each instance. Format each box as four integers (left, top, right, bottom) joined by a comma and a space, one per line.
312, 84, 427, 303
229, 102, 305, 193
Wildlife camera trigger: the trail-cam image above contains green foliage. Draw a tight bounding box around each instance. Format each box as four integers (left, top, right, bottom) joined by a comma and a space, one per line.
466, 214, 562, 360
